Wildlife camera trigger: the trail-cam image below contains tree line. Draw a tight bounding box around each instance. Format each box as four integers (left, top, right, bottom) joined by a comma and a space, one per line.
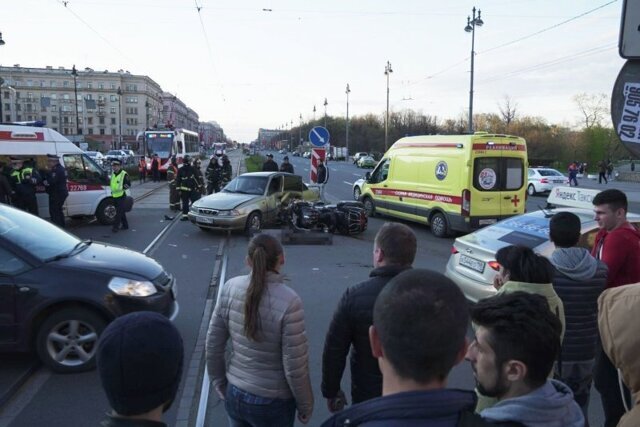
269, 93, 631, 169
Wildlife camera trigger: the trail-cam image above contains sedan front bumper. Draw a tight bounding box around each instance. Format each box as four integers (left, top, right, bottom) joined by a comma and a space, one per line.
188, 211, 248, 230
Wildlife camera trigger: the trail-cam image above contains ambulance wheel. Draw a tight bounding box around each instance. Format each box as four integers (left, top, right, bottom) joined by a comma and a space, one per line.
430, 212, 450, 238
527, 184, 537, 197
362, 197, 375, 217
353, 186, 362, 201
96, 198, 117, 225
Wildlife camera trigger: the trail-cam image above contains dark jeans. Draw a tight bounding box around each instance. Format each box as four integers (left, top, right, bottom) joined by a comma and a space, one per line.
49, 194, 67, 228
569, 173, 578, 186
225, 384, 296, 427
594, 345, 630, 427
599, 172, 608, 184
113, 196, 129, 230
152, 169, 160, 182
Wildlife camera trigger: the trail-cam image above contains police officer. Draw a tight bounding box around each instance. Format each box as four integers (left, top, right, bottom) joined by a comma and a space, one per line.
167, 157, 180, 211
9, 157, 40, 215
110, 159, 131, 232
44, 154, 69, 228
176, 155, 197, 221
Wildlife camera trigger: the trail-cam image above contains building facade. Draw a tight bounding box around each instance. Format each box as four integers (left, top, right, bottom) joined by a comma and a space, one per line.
0, 65, 209, 152
199, 120, 224, 148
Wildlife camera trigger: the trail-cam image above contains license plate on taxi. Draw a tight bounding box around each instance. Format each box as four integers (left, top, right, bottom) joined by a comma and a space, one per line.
459, 255, 485, 273
197, 217, 214, 224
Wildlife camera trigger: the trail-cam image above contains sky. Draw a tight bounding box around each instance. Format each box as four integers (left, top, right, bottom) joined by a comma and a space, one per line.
0, 0, 627, 143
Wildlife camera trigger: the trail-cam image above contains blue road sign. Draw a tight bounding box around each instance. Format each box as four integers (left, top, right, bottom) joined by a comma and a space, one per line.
309, 126, 330, 147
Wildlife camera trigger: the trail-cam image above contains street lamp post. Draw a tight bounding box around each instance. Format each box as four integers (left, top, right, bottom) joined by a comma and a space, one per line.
313, 105, 316, 122
345, 83, 350, 162
464, 7, 484, 134
298, 113, 302, 149
71, 65, 80, 136
323, 98, 328, 128
384, 61, 393, 152
117, 87, 123, 149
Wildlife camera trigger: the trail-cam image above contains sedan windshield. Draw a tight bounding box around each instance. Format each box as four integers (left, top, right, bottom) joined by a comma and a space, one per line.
538, 169, 563, 176
0, 205, 81, 261
223, 176, 268, 195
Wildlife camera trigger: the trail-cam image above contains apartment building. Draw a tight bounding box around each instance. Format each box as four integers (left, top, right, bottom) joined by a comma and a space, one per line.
0, 65, 204, 152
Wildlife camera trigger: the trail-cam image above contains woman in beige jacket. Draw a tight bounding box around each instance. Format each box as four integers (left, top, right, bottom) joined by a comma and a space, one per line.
206, 233, 313, 426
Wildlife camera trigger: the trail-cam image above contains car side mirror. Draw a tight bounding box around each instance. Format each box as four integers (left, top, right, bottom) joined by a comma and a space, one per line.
365, 172, 371, 181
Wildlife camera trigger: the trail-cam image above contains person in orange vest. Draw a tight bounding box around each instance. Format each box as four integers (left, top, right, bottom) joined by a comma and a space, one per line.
138, 157, 147, 183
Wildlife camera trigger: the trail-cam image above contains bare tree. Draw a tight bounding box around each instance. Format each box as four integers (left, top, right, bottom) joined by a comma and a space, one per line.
498, 95, 518, 130
573, 93, 609, 129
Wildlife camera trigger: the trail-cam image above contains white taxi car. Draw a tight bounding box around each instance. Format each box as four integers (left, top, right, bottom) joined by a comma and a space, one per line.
445, 187, 640, 302
527, 167, 569, 196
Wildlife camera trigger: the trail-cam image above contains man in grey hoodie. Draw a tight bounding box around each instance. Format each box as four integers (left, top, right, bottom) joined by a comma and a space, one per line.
549, 212, 607, 417
467, 292, 585, 427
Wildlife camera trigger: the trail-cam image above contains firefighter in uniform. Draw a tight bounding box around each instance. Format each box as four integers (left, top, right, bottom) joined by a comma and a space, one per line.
176, 155, 197, 221
9, 157, 40, 215
43, 154, 69, 228
167, 157, 180, 211
221, 154, 233, 187
206, 156, 222, 194
110, 159, 131, 232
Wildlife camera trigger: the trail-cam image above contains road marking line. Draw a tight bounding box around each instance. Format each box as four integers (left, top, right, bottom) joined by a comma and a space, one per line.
0, 370, 51, 427
344, 181, 353, 186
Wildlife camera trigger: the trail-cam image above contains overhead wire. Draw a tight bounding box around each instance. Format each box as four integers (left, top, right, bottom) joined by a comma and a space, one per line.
406, 0, 619, 86
193, 0, 227, 103
54, 0, 133, 66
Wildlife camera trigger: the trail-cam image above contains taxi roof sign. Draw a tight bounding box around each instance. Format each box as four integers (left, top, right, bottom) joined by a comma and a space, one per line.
546, 186, 601, 210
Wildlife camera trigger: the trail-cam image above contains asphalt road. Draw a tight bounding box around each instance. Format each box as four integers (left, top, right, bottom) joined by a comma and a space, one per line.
1, 150, 622, 426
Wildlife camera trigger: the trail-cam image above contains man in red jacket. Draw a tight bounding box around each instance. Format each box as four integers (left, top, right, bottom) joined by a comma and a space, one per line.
591, 189, 640, 427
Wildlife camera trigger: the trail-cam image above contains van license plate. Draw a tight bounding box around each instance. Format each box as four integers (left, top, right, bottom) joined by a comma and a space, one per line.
198, 217, 214, 224
479, 219, 497, 226
459, 255, 485, 273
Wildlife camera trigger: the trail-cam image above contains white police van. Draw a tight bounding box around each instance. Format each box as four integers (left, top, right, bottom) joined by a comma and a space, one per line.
0, 123, 117, 224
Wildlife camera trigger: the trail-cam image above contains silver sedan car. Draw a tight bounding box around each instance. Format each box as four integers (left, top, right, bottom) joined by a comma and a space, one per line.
188, 172, 319, 233
527, 167, 569, 196
445, 206, 640, 302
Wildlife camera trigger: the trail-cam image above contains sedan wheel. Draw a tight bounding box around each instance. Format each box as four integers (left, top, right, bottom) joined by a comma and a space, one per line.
245, 212, 262, 235
36, 308, 106, 373
527, 184, 536, 197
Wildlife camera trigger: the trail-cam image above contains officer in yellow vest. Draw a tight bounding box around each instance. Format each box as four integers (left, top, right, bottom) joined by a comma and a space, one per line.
8, 157, 40, 215
110, 159, 131, 232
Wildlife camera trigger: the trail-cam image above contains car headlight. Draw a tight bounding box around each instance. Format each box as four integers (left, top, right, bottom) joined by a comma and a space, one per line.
217, 209, 241, 217
108, 277, 157, 297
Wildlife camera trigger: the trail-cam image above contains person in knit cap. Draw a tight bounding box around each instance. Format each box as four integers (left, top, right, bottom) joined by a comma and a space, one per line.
97, 312, 184, 427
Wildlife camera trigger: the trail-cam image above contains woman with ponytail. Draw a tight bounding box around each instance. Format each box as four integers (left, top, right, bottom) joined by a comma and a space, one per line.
206, 233, 313, 426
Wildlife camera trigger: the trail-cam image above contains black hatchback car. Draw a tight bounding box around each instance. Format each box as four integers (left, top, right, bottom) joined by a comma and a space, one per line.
0, 204, 178, 373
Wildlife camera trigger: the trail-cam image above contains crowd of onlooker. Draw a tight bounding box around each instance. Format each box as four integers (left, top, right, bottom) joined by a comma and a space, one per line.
92, 188, 639, 427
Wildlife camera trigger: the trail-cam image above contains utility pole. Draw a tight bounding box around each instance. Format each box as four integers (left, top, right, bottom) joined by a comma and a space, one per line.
313, 105, 316, 122
465, 7, 484, 134
0, 77, 4, 122
117, 87, 123, 149
345, 83, 351, 162
71, 65, 80, 136
384, 61, 393, 151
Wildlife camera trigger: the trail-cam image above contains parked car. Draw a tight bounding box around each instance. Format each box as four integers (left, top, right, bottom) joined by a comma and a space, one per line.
85, 151, 106, 168
352, 152, 369, 164
444, 188, 640, 302
188, 172, 320, 233
357, 156, 377, 168
105, 149, 129, 163
302, 152, 311, 159
527, 167, 569, 196
0, 204, 178, 373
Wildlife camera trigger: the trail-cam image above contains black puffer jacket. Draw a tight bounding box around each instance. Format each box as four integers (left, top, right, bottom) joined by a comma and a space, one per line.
322, 265, 410, 404
551, 248, 608, 362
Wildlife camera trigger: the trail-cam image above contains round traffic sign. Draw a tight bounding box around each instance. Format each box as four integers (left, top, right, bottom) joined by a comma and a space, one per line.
309, 126, 330, 147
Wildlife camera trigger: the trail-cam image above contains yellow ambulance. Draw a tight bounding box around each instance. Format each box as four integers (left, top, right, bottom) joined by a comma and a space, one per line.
359, 132, 528, 237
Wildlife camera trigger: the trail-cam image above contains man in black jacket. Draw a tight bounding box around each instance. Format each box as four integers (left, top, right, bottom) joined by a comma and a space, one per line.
262, 153, 278, 171
279, 156, 294, 173
549, 212, 608, 417
322, 222, 416, 410
176, 155, 197, 221
322, 269, 510, 427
